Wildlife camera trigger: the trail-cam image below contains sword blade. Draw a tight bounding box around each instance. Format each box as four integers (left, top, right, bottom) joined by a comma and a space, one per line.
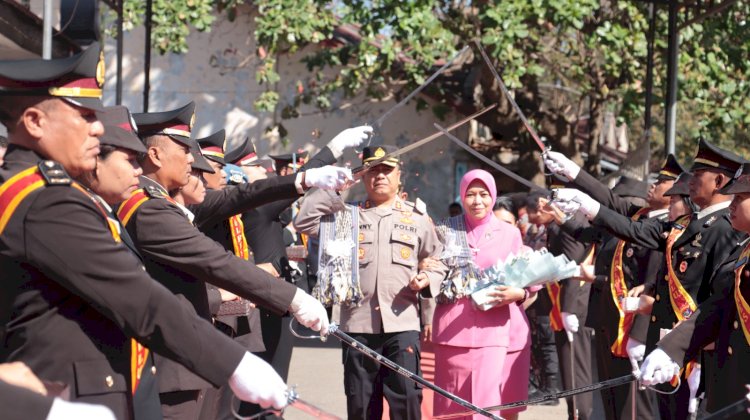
433, 374, 636, 420
702, 398, 750, 420
375, 45, 470, 127
473, 40, 548, 152
434, 123, 546, 192
352, 104, 497, 176
289, 398, 342, 420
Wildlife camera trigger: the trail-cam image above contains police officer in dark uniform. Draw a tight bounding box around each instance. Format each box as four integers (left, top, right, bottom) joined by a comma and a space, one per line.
192, 129, 267, 420
121, 103, 348, 419
640, 162, 750, 419
226, 128, 370, 419
546, 155, 684, 419
527, 191, 595, 420
0, 44, 297, 420
550, 139, 747, 419
558, 176, 660, 420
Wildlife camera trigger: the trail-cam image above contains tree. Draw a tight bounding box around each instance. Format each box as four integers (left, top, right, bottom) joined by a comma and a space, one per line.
115, 0, 750, 184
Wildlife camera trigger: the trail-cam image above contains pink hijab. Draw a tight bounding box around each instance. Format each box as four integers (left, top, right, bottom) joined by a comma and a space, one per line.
460, 170, 498, 260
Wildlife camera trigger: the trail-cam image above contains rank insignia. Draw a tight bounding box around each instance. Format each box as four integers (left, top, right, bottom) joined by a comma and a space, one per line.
394, 201, 402, 210
358, 233, 365, 242
400, 217, 413, 224
704, 216, 717, 227
626, 248, 634, 258
358, 248, 365, 260
679, 261, 688, 273
400, 247, 411, 259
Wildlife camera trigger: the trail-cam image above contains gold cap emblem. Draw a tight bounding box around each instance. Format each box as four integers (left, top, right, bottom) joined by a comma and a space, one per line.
96, 51, 106, 88
374, 147, 385, 158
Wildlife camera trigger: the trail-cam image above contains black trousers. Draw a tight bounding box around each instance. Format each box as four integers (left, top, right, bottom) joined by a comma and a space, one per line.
654, 374, 691, 420
342, 331, 422, 420
528, 309, 561, 390
595, 330, 657, 420
555, 328, 594, 420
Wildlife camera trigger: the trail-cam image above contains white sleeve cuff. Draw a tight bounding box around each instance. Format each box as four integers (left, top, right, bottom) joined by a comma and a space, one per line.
294, 173, 305, 194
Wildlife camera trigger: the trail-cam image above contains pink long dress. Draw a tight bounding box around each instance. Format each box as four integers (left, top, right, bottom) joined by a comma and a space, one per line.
433, 169, 540, 419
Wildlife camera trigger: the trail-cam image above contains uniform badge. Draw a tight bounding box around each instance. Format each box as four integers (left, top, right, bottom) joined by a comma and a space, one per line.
395, 201, 402, 210
682, 309, 693, 319
691, 233, 702, 248
704, 216, 717, 227
358, 248, 365, 260
374, 147, 386, 158
626, 248, 634, 258
400, 234, 412, 241
400, 247, 411, 259
358, 233, 365, 242
679, 261, 688, 273
400, 217, 413, 224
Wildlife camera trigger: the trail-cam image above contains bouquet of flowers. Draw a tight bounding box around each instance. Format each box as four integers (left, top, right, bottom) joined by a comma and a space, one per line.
471, 248, 579, 310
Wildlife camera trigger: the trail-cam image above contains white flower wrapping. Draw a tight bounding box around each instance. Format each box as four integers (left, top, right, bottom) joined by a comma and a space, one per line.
324, 239, 355, 258
470, 248, 579, 310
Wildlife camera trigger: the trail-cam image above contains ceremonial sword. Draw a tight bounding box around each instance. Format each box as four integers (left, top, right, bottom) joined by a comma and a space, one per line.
232, 386, 342, 420
351, 104, 498, 177
473, 40, 549, 153
290, 321, 505, 420
433, 123, 547, 192
374, 45, 470, 128
432, 373, 638, 420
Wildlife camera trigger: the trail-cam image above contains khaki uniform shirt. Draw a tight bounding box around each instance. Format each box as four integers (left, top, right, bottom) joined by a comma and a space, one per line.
295, 189, 446, 334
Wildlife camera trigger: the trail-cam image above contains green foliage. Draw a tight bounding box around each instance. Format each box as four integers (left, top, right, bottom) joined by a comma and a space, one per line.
116, 0, 217, 54
111, 0, 750, 166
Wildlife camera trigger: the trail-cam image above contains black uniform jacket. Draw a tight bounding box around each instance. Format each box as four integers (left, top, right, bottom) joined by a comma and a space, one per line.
572, 170, 667, 343
593, 204, 746, 349
658, 243, 750, 416
123, 175, 299, 393
243, 146, 336, 273
0, 146, 246, 419
0, 380, 55, 420
546, 216, 591, 320
561, 217, 652, 344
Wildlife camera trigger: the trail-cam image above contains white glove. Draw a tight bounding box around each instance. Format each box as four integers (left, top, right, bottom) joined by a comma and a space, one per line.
544, 151, 581, 180
327, 126, 374, 158
303, 166, 353, 190
561, 312, 579, 342
626, 338, 646, 363
552, 188, 601, 219
46, 399, 116, 420
640, 348, 680, 386
229, 352, 288, 409
687, 364, 701, 413
289, 288, 330, 336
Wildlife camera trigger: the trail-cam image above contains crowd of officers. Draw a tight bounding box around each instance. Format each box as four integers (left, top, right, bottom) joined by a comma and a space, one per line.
1, 42, 750, 420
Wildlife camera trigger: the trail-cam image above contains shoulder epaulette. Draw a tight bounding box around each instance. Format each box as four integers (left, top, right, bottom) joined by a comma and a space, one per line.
413, 198, 427, 215
117, 189, 151, 226
37, 160, 71, 185
0, 165, 48, 234
144, 184, 166, 199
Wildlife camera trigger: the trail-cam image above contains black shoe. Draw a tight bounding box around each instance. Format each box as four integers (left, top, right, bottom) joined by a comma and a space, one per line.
532, 387, 561, 406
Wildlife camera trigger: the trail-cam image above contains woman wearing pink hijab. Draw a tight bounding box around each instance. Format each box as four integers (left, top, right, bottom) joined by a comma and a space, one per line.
431, 169, 539, 420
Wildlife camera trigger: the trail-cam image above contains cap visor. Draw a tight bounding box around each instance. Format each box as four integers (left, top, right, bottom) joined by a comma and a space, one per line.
100, 127, 147, 153
64, 96, 105, 112
719, 179, 750, 195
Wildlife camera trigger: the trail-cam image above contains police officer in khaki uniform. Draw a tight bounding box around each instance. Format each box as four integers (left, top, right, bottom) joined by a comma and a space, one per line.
0, 44, 300, 420
295, 145, 447, 419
